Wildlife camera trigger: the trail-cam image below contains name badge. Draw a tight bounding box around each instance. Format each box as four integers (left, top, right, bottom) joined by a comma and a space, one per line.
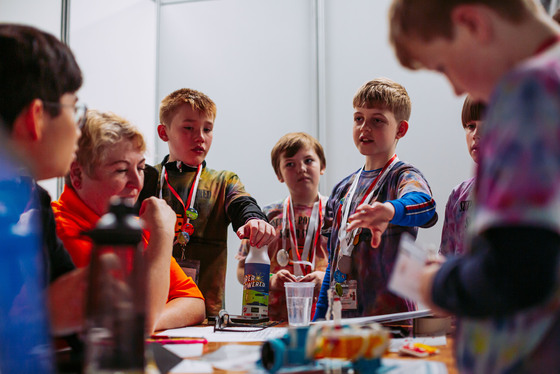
340, 279, 358, 311
179, 259, 200, 284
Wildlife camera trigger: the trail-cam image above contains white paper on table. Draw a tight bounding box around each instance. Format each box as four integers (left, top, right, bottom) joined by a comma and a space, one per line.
388, 233, 427, 302
201, 344, 261, 371
163, 343, 204, 358
156, 326, 288, 342
169, 359, 213, 373
209, 327, 288, 342
389, 335, 447, 352
155, 326, 213, 338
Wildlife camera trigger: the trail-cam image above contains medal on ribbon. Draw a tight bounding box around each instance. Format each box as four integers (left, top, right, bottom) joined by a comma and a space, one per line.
276, 249, 290, 267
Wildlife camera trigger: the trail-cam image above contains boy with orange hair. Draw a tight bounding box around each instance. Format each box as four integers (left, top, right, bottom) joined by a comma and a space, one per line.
390, 0, 560, 371
140, 88, 275, 317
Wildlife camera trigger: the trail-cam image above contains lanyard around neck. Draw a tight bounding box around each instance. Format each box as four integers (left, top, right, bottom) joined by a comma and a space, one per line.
336, 154, 399, 243
281, 195, 323, 276
160, 163, 202, 230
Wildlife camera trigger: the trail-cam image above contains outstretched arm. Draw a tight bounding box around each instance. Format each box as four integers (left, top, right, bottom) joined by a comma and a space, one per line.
346, 201, 394, 248
236, 219, 276, 248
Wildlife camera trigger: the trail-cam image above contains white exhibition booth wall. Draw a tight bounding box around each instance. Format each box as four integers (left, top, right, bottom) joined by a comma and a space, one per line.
3, 0, 476, 315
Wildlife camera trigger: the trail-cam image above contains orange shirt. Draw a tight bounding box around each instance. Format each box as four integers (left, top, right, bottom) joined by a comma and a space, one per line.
52, 185, 203, 302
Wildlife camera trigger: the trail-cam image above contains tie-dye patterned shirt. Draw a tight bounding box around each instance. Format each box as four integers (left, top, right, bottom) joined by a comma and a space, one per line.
433, 42, 560, 373
316, 160, 436, 319
144, 157, 267, 317
439, 177, 475, 257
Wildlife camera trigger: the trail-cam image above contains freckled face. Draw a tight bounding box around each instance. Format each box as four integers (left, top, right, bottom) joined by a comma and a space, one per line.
159, 104, 213, 166
353, 106, 400, 163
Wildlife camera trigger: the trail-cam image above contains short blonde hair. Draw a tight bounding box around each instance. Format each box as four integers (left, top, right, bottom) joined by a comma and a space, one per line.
74, 110, 145, 179
389, 0, 538, 69
159, 88, 217, 127
271, 132, 326, 179
353, 78, 411, 123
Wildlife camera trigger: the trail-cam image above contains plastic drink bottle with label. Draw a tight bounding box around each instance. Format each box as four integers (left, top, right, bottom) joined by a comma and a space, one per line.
242, 245, 270, 318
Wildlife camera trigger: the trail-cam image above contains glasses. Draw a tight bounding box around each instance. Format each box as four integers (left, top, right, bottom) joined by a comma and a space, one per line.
213, 310, 279, 332
43, 101, 88, 129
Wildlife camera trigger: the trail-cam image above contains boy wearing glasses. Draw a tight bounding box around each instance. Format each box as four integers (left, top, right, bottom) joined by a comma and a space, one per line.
0, 23, 87, 346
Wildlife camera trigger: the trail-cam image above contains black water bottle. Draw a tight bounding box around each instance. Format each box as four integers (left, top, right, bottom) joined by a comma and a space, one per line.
83, 198, 145, 374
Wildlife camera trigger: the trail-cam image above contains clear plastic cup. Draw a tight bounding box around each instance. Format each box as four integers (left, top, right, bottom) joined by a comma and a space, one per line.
285, 282, 314, 326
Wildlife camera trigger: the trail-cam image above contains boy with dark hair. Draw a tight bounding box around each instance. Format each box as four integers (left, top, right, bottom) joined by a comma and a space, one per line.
314, 78, 437, 319
390, 0, 560, 371
439, 96, 486, 257
0, 23, 86, 331
0, 23, 87, 369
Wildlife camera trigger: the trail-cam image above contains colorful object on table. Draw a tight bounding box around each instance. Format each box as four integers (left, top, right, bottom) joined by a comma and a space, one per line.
398, 341, 440, 358
261, 322, 390, 373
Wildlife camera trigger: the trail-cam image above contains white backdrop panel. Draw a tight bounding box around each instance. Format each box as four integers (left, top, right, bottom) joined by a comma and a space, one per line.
158, 0, 317, 314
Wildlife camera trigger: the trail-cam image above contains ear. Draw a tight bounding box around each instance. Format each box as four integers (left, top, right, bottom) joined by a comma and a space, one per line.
320, 166, 326, 176
13, 99, 45, 142
451, 4, 493, 43
69, 161, 83, 190
396, 120, 409, 139
277, 173, 285, 183
157, 124, 169, 142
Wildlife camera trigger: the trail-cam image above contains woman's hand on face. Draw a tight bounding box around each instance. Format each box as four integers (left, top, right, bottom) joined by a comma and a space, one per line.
139, 197, 177, 238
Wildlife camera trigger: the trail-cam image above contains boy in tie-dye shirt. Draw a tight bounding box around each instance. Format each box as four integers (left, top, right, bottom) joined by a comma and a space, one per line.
139, 88, 275, 317
391, 0, 560, 371
439, 96, 485, 257
314, 78, 437, 319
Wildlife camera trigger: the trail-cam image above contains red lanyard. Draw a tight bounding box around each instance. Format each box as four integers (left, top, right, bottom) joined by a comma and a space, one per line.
534, 34, 560, 55
335, 154, 397, 226
164, 163, 202, 231
286, 197, 323, 276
